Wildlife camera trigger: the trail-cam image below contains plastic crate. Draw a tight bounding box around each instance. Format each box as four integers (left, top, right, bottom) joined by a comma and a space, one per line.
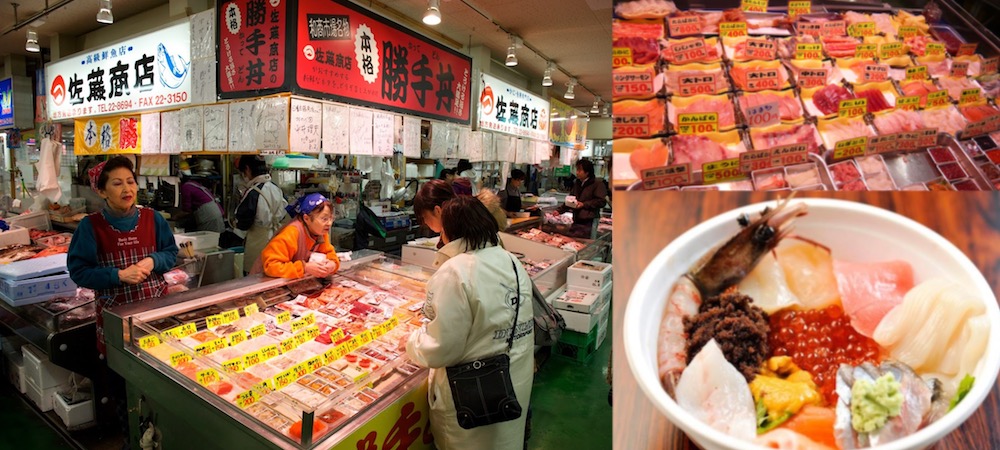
558, 323, 599, 348
6, 211, 51, 231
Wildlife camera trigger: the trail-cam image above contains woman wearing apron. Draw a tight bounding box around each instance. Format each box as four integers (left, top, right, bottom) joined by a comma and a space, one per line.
497, 169, 525, 217
178, 160, 224, 233
254, 193, 340, 278
232, 156, 288, 274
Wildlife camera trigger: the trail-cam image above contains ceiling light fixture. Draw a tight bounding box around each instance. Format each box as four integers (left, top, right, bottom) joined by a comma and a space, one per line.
25, 29, 39, 53
97, 0, 113, 24
564, 78, 577, 100
590, 96, 601, 115
601, 104, 609, 117
505, 35, 519, 67
541, 61, 554, 87
423, 0, 441, 25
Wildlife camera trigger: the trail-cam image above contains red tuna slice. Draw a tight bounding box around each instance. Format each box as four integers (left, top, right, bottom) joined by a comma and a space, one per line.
833, 260, 914, 337
855, 89, 891, 114
813, 85, 853, 115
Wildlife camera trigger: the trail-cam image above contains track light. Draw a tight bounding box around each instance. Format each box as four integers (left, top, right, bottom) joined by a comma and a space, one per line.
601, 104, 609, 117
564, 78, 577, 100
590, 96, 601, 115
542, 62, 554, 87
423, 0, 441, 25
97, 0, 113, 24
25, 29, 39, 53
505, 35, 519, 67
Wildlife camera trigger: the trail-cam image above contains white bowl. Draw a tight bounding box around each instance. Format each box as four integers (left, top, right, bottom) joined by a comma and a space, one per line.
624, 198, 1000, 450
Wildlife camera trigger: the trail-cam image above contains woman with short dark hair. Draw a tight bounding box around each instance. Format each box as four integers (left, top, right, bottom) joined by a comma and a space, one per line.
404, 195, 534, 450
231, 156, 288, 273
414, 180, 507, 240
498, 169, 526, 217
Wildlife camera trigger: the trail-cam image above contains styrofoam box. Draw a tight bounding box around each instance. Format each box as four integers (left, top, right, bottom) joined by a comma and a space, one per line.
25, 377, 64, 412
0, 273, 76, 302
175, 231, 220, 250
562, 299, 610, 333
6, 211, 51, 231
554, 290, 602, 314
6, 356, 26, 394
567, 260, 612, 292
22, 345, 73, 390
54, 393, 95, 427
401, 244, 438, 270
0, 226, 31, 248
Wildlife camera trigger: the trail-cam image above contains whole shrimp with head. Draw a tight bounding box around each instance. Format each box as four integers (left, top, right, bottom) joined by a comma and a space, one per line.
658, 196, 807, 394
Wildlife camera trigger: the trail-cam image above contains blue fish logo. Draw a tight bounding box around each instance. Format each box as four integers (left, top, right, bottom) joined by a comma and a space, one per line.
157, 43, 190, 89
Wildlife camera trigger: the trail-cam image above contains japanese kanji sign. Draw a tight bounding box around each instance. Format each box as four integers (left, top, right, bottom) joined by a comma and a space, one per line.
478, 73, 549, 141
218, 0, 288, 95
47, 22, 191, 120
331, 381, 433, 450
0, 78, 12, 128
74, 114, 142, 155
549, 98, 587, 150
295, 0, 472, 124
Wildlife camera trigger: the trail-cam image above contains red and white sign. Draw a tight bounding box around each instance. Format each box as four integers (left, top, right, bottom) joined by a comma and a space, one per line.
478, 73, 548, 141
218, 0, 288, 94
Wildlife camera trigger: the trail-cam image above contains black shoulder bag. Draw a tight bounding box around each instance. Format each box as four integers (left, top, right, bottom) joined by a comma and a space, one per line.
445, 256, 524, 429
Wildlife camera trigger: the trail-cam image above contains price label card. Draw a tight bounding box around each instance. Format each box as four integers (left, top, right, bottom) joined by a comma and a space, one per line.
867, 134, 899, 154
745, 101, 781, 128
958, 43, 978, 56
745, 68, 782, 91
640, 163, 692, 190
839, 98, 868, 118
223, 357, 244, 373
612, 47, 633, 68
848, 22, 876, 37
294, 332, 309, 346
323, 348, 339, 365
879, 42, 905, 59
671, 39, 709, 64
330, 329, 346, 342
795, 43, 823, 60
228, 331, 246, 347
959, 88, 981, 105
897, 132, 918, 151
951, 61, 970, 78
834, 137, 869, 159
276, 311, 292, 324
302, 313, 315, 326
701, 158, 744, 184
927, 90, 950, 109
788, 1, 811, 17
260, 344, 280, 361
798, 68, 828, 88
898, 26, 918, 38
347, 336, 362, 353
677, 113, 719, 134
897, 95, 921, 111
963, 119, 990, 137
918, 128, 938, 147
194, 342, 213, 356
821, 21, 846, 38
253, 379, 273, 396
678, 74, 717, 96
243, 303, 259, 316
740, 150, 773, 173
292, 363, 309, 379
236, 389, 258, 409
222, 309, 241, 324
279, 337, 298, 354
925, 43, 945, 56
741, 0, 768, 12
770, 143, 810, 166
273, 369, 296, 390
211, 338, 228, 353
243, 350, 263, 368
720, 22, 749, 39
983, 56, 999, 74
205, 314, 225, 329
746, 38, 777, 60
306, 356, 323, 373
335, 343, 351, 360
613, 66, 656, 98
668, 16, 703, 37
165, 323, 197, 339
249, 324, 267, 339
863, 64, 889, 82
308, 326, 321, 339
855, 44, 877, 59
138, 335, 161, 350
196, 368, 219, 386
905, 66, 928, 80
290, 318, 307, 333
798, 22, 822, 37
170, 352, 191, 367
614, 115, 653, 136
388, 316, 399, 329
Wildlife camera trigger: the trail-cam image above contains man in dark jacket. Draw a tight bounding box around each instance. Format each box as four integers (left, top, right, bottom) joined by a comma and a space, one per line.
557, 159, 608, 237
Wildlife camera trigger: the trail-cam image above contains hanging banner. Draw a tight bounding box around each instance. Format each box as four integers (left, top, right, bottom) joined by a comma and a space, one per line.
0, 78, 12, 128
295, 0, 472, 124
217, 0, 289, 96
477, 73, 549, 141
47, 21, 192, 120
549, 98, 588, 150
74, 114, 142, 155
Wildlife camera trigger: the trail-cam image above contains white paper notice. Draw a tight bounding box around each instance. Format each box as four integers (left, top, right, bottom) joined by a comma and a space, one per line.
181, 106, 204, 152
371, 112, 394, 157
203, 104, 228, 151
290, 98, 322, 153
189, 9, 215, 60
229, 100, 255, 152
403, 116, 421, 158
445, 125, 461, 159
349, 108, 374, 156
516, 138, 531, 164
190, 59, 217, 105
429, 122, 448, 158
141, 112, 161, 154
160, 110, 181, 154
534, 140, 549, 164
482, 132, 495, 161
559, 147, 573, 166
254, 97, 289, 151
467, 130, 483, 162
322, 103, 349, 155
493, 134, 512, 162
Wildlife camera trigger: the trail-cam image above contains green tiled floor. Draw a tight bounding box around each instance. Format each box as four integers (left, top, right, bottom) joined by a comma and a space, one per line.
0, 385, 74, 449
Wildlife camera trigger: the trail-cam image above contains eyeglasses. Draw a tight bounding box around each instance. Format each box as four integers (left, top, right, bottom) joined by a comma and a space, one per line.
310, 214, 334, 225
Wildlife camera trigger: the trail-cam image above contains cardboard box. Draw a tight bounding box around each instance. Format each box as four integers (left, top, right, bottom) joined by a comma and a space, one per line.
561, 300, 609, 333
54, 393, 95, 427
22, 345, 72, 390
567, 260, 612, 292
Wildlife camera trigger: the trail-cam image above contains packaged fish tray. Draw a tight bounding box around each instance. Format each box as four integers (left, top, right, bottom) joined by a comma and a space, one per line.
613, 63, 664, 100
853, 81, 897, 114
747, 123, 824, 155
801, 83, 856, 119
612, 20, 664, 66
612, 138, 669, 189
663, 62, 732, 96
737, 89, 807, 125
914, 53, 952, 79
816, 116, 878, 155
613, 0, 678, 20
775, 35, 822, 60
723, 35, 781, 63
920, 105, 969, 136
786, 59, 844, 88
957, 137, 1000, 189
667, 93, 740, 132
938, 76, 984, 102
896, 78, 939, 109
665, 9, 792, 37
957, 103, 1000, 139
834, 57, 877, 85
669, 129, 749, 171
613, 99, 668, 138
751, 156, 835, 191
730, 60, 792, 92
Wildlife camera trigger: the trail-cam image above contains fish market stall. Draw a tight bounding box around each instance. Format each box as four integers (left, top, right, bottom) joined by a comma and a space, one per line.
612, 0, 1000, 191
103, 253, 437, 450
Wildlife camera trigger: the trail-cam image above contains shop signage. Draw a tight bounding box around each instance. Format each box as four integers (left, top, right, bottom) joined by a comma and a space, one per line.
218, 0, 289, 95
294, 0, 472, 124
478, 73, 549, 141
47, 22, 191, 120
73, 114, 142, 155
0, 78, 12, 128
549, 98, 587, 149
331, 382, 433, 450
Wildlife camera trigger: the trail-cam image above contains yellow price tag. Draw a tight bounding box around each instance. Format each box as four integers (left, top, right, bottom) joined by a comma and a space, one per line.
243, 303, 259, 316
294, 332, 309, 346
388, 317, 399, 329
273, 369, 296, 390
897, 95, 921, 111
359, 330, 374, 345
236, 389, 258, 409
741, 0, 768, 12
170, 352, 191, 367
898, 26, 918, 38
323, 348, 339, 365
834, 137, 869, 160
165, 323, 197, 339
720, 22, 748, 39
276, 311, 291, 324
196, 368, 219, 386
906, 66, 928, 80
848, 22, 875, 37
926, 90, 950, 109
795, 43, 822, 60
306, 326, 321, 340
838, 98, 868, 118
612, 47, 632, 68
138, 335, 161, 349
879, 42, 904, 59
223, 357, 244, 373
290, 319, 307, 333
211, 338, 228, 353
252, 379, 273, 396
701, 158, 744, 184
306, 356, 323, 373
303, 313, 315, 326
205, 314, 225, 329
249, 324, 267, 339
925, 42, 945, 56
854, 44, 877, 59
260, 344, 280, 361
960, 88, 982, 105
243, 350, 263, 368
279, 337, 298, 354
292, 363, 309, 379
228, 331, 246, 346
335, 343, 350, 360
677, 113, 719, 135
788, 0, 810, 17
194, 342, 213, 356
222, 309, 241, 324
330, 329, 345, 342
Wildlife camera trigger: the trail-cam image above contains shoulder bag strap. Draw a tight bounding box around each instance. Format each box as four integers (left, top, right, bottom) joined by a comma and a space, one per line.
506, 256, 521, 353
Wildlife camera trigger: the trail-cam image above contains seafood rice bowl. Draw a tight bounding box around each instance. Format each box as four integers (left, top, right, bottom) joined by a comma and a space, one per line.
624, 198, 1000, 450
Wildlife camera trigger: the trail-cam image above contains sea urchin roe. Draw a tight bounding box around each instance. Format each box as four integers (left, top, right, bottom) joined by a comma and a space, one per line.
851, 373, 903, 433
684, 290, 770, 382
769, 305, 882, 404
750, 356, 822, 420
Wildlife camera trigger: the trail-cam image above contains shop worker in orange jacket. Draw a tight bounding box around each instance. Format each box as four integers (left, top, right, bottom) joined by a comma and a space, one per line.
253, 193, 340, 278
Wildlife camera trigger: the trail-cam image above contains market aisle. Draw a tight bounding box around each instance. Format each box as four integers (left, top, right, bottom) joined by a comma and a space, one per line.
527, 324, 613, 450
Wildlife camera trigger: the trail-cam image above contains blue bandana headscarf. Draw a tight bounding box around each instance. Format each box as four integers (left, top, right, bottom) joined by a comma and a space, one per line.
286, 193, 329, 217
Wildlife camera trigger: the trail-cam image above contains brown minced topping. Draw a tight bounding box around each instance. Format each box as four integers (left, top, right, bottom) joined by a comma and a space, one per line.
684, 289, 770, 382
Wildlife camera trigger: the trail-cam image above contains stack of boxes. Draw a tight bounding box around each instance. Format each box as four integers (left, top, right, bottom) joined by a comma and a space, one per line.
11, 343, 95, 427
553, 260, 612, 363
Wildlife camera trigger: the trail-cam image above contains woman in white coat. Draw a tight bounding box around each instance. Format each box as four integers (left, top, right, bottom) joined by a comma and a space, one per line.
231, 156, 288, 274
405, 195, 534, 450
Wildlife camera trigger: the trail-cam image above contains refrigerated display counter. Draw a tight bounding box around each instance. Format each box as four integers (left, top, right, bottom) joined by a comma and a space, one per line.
103, 253, 436, 450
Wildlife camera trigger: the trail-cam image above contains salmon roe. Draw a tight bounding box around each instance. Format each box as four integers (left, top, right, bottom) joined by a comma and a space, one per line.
769, 305, 882, 404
